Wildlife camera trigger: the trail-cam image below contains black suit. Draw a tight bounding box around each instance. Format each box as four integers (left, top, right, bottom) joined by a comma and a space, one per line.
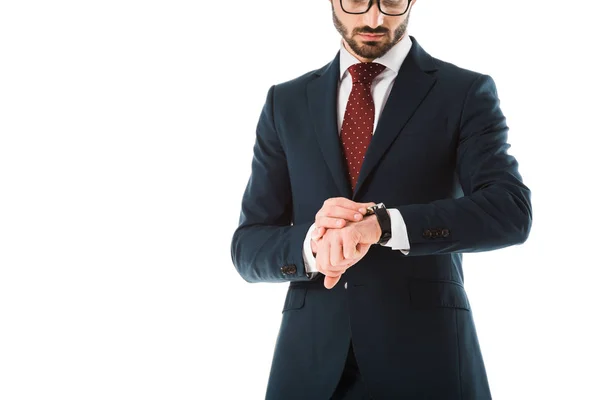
331, 342, 372, 399
231, 36, 532, 399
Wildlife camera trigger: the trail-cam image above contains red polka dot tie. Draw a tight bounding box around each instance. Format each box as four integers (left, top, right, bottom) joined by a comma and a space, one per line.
340, 62, 386, 190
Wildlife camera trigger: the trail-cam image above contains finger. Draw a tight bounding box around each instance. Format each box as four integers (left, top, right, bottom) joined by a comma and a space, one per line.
311, 226, 325, 241
328, 261, 353, 274
324, 274, 341, 290
328, 264, 349, 274
319, 238, 331, 274
356, 201, 377, 214
325, 198, 374, 214
321, 205, 366, 222
315, 238, 325, 274
320, 240, 347, 275
339, 227, 361, 261
341, 230, 353, 261
330, 237, 345, 268
354, 201, 377, 213
343, 239, 360, 261
315, 217, 347, 231
355, 242, 371, 257
310, 236, 319, 256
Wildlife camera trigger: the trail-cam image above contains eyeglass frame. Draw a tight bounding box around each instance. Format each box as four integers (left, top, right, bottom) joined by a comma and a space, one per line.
339, 0, 412, 16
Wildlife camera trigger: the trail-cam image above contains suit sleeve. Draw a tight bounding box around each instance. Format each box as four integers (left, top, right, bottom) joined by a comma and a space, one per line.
396, 74, 533, 256
230, 85, 314, 283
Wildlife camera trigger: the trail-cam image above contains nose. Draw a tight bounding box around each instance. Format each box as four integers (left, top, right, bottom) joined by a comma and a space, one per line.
361, 0, 385, 28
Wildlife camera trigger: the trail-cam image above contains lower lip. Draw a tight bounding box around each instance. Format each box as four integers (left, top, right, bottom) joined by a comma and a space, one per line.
359, 34, 385, 40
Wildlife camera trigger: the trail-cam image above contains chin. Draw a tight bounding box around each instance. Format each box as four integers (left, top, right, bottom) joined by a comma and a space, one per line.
357, 37, 388, 47
362, 41, 383, 47
361, 42, 387, 53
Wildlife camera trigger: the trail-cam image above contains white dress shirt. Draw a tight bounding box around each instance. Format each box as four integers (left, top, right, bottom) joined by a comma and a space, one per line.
303, 34, 414, 274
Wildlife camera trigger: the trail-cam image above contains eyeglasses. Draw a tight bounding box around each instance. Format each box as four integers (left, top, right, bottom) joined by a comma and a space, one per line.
340, 0, 412, 16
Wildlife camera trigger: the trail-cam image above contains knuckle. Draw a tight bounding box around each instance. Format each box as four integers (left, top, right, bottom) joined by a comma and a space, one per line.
341, 228, 354, 240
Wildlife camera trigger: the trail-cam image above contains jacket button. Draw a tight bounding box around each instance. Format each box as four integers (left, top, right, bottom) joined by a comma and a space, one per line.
281, 265, 296, 275
344, 282, 348, 289
423, 229, 432, 239
442, 229, 450, 237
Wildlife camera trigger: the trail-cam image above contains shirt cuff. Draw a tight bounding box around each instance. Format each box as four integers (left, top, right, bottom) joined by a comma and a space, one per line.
382, 208, 410, 255
302, 222, 318, 273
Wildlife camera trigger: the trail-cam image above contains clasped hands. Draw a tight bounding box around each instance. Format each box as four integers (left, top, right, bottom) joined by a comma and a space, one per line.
310, 197, 382, 289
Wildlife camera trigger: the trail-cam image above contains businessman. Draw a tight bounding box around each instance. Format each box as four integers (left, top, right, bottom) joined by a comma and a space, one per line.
231, 0, 532, 398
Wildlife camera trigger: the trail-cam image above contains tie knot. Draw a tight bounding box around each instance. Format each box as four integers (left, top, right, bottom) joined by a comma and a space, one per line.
347, 62, 386, 85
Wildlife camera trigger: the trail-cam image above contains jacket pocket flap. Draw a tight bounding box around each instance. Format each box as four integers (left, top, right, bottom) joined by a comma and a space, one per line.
282, 287, 307, 312
409, 279, 470, 310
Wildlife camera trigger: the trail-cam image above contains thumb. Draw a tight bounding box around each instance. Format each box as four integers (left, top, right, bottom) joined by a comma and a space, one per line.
359, 202, 377, 212
324, 275, 341, 290
311, 226, 325, 240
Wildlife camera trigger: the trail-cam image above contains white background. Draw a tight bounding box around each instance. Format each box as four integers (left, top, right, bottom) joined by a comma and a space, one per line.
1, 0, 599, 399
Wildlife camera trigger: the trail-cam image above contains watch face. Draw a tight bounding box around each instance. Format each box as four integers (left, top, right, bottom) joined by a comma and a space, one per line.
366, 203, 384, 215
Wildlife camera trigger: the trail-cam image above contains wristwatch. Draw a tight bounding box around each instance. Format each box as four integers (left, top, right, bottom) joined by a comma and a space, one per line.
365, 203, 392, 245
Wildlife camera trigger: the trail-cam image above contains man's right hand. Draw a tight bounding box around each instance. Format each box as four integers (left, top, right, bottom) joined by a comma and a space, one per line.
309, 197, 376, 259
311, 197, 376, 240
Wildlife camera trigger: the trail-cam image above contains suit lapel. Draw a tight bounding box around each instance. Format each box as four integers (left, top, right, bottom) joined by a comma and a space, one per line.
352, 38, 438, 199
306, 52, 353, 198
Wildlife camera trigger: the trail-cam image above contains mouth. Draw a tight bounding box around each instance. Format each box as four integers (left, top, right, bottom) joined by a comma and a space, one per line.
357, 33, 386, 41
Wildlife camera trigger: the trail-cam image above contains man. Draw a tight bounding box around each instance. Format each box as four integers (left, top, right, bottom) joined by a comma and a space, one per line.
230, 0, 532, 398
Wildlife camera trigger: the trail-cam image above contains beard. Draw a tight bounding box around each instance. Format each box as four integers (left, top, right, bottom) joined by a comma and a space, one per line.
332, 7, 410, 60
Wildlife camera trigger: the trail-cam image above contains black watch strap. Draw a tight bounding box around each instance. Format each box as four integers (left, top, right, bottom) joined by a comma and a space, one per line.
366, 203, 392, 245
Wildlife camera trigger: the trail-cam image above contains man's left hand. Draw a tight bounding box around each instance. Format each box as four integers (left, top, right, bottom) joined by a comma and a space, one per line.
315, 215, 382, 289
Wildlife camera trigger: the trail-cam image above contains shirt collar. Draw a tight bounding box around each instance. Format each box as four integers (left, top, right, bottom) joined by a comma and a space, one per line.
339, 34, 412, 80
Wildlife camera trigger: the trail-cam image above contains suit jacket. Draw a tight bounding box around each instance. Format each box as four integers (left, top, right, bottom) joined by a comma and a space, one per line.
230, 36, 532, 400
